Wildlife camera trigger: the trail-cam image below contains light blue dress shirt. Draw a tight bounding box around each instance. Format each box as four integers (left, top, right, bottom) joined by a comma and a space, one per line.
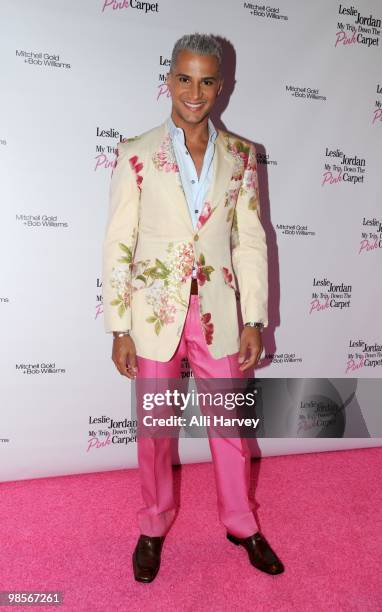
167, 115, 217, 230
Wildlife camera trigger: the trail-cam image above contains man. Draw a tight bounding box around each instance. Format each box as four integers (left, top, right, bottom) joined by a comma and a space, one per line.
102, 33, 284, 582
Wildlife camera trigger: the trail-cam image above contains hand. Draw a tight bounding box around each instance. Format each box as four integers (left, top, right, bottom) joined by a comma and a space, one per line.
112, 335, 138, 379
238, 327, 263, 372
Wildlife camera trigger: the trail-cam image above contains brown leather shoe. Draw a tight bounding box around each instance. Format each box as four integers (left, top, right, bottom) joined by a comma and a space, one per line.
132, 535, 165, 583
227, 531, 284, 575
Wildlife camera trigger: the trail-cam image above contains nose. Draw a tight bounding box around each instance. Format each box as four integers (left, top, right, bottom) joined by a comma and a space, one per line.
189, 80, 202, 101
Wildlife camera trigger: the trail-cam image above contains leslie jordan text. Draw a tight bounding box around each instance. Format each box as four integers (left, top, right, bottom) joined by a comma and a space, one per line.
142, 415, 260, 429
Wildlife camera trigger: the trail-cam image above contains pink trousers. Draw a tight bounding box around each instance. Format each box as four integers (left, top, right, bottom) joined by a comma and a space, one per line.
135, 294, 258, 538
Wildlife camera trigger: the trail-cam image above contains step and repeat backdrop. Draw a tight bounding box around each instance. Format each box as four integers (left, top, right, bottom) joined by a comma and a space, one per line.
1, 0, 381, 482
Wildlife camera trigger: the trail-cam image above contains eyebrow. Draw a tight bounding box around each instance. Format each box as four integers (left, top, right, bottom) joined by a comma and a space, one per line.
175, 73, 217, 81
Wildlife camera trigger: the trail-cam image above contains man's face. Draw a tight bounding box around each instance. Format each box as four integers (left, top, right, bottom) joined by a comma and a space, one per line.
167, 49, 223, 126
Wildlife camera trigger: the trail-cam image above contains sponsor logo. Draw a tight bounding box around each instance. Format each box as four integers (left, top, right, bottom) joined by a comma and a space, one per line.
372, 83, 382, 125
265, 352, 303, 364
15, 49, 71, 69
15, 362, 66, 375
257, 151, 278, 166
310, 277, 352, 314
359, 216, 382, 254
322, 147, 366, 186
276, 223, 316, 237
335, 5, 381, 48
285, 84, 327, 101
94, 127, 127, 171
15, 214, 68, 228
95, 277, 103, 319
243, 3, 288, 21
290, 396, 345, 436
101, 0, 159, 14
157, 55, 171, 102
346, 339, 382, 374
88, 414, 137, 451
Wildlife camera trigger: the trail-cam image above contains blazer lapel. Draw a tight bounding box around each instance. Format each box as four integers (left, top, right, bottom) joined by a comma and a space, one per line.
152, 124, 235, 233
152, 122, 194, 231
197, 132, 235, 231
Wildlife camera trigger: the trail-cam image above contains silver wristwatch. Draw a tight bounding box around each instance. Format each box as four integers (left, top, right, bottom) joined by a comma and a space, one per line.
113, 330, 131, 338
244, 322, 264, 331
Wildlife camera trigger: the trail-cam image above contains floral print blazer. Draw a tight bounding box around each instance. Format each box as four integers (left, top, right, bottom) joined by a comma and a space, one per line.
102, 122, 268, 361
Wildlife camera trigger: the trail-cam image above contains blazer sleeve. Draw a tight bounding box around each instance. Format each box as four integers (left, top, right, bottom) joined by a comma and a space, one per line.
102, 142, 140, 333
231, 143, 268, 327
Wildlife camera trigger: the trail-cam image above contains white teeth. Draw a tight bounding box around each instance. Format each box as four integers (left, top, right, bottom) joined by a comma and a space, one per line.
184, 102, 203, 108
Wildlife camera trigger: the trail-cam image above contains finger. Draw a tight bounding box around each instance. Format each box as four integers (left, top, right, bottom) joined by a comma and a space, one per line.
240, 358, 254, 371
114, 355, 130, 377
239, 354, 255, 371
126, 352, 138, 379
239, 342, 261, 371
126, 349, 138, 372
112, 347, 130, 378
255, 346, 265, 364
238, 339, 248, 364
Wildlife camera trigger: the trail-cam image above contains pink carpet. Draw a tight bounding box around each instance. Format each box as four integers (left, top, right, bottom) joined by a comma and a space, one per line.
0, 447, 381, 611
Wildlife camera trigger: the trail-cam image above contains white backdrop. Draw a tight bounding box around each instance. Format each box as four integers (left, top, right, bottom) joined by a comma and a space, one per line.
1, 0, 381, 482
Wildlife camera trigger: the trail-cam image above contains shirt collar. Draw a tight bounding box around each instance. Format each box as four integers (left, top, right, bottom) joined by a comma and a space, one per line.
167, 115, 217, 144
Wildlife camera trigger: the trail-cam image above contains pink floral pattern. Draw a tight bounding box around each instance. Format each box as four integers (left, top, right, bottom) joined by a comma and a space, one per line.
152, 134, 179, 173
111, 136, 139, 178
201, 312, 214, 345
146, 292, 177, 334
224, 186, 240, 208
242, 147, 258, 193
222, 266, 235, 290
222, 266, 240, 300
225, 184, 240, 223
196, 253, 214, 285
110, 272, 135, 316
225, 137, 249, 181
129, 155, 143, 191
109, 238, 219, 337
144, 241, 194, 335
225, 137, 260, 209
196, 201, 216, 230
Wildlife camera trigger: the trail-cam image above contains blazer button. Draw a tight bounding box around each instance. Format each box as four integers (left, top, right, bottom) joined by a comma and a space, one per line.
194, 234, 199, 241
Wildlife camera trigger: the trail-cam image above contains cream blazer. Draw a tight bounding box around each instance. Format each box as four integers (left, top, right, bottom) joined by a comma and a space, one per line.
102, 121, 268, 361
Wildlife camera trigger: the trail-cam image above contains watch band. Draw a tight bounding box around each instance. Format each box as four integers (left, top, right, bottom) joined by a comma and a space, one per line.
113, 331, 131, 338
244, 322, 264, 330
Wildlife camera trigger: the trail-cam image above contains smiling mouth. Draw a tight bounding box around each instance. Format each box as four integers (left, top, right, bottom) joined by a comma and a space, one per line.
183, 101, 205, 111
